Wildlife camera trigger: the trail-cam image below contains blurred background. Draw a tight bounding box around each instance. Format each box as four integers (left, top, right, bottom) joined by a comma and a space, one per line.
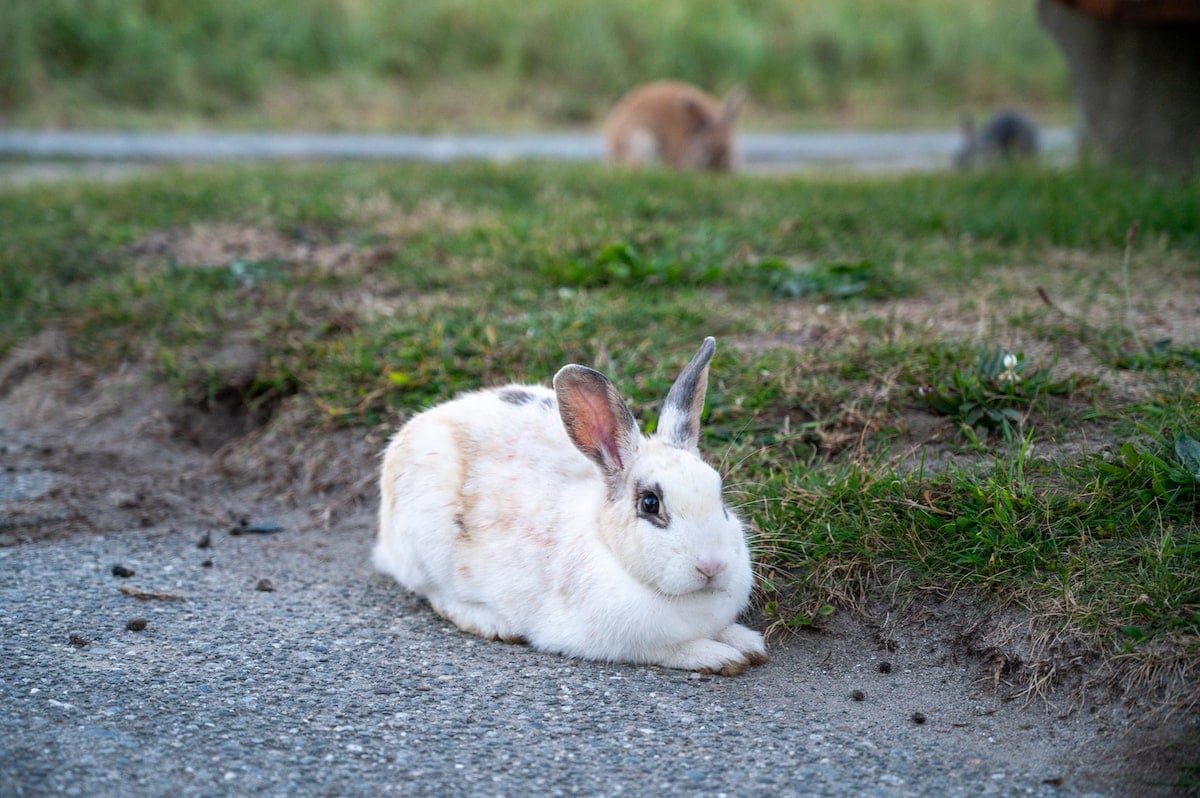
0, 0, 1072, 133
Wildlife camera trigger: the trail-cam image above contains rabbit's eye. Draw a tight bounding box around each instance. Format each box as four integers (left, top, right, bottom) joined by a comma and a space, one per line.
636, 483, 668, 527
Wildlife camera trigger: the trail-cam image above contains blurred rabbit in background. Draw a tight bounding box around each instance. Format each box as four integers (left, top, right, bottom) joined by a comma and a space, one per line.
604, 81, 746, 172
956, 109, 1039, 168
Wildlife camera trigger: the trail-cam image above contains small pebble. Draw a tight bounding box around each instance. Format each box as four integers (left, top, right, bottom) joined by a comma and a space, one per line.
201, 559, 213, 568
196, 531, 212, 549
911, 711, 926, 725
126, 618, 148, 632
255, 578, 275, 592
109, 491, 139, 509
111, 564, 135, 578
231, 519, 284, 536
878, 661, 892, 674
69, 634, 90, 647
851, 689, 865, 702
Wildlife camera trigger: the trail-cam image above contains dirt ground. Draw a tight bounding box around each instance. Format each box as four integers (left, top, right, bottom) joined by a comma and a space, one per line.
2, 324, 1198, 795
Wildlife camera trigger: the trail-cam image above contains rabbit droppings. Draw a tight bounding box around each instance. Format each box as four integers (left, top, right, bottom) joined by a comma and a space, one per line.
375, 337, 767, 676
603, 81, 745, 172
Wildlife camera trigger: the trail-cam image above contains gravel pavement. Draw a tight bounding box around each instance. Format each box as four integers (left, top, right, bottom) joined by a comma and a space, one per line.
1, 513, 1125, 797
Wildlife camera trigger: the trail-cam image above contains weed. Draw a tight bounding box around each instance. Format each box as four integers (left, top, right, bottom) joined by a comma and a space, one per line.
751, 257, 909, 300
543, 241, 720, 289
918, 348, 1076, 443
1114, 339, 1200, 372
1177, 435, 1200, 482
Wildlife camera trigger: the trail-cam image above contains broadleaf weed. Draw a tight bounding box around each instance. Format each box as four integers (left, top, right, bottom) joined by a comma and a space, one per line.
918, 348, 1076, 443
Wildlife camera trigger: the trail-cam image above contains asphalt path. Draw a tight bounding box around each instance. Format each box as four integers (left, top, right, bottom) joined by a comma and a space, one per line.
0, 128, 1076, 181
1, 513, 1115, 798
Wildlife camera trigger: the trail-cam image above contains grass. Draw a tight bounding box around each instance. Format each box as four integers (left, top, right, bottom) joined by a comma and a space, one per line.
1, 161, 1198, 709
1, 0, 1071, 131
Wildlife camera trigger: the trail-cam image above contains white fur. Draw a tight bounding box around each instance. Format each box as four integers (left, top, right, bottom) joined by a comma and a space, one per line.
375, 339, 766, 674
625, 127, 662, 167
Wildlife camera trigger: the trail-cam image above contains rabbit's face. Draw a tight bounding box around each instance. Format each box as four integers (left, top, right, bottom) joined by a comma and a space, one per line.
606, 440, 746, 598
678, 91, 742, 172
686, 124, 737, 172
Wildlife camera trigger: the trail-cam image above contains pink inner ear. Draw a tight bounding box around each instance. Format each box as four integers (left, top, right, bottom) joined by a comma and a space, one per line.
595, 428, 622, 470
575, 390, 623, 470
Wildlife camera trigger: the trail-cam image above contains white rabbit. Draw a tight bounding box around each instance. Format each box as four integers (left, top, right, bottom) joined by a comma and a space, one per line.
603, 81, 746, 172
375, 337, 766, 675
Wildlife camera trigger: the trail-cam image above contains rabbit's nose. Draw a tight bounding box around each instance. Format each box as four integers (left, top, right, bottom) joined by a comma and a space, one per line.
695, 559, 726, 580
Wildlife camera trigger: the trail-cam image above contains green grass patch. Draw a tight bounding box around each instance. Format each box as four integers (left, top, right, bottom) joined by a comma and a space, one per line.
755, 410, 1200, 641
2, 0, 1071, 130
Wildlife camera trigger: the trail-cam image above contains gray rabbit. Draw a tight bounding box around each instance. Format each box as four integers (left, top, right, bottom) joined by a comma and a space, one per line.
956, 109, 1039, 168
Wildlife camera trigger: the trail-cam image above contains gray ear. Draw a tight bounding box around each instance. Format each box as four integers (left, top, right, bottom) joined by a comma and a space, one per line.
554, 364, 639, 477
657, 337, 716, 450
960, 109, 976, 139
722, 87, 746, 124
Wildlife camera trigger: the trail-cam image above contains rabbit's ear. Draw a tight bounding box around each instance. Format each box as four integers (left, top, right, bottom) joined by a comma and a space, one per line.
657, 337, 716, 451
555, 365, 639, 477
960, 109, 976, 137
681, 96, 713, 131
722, 87, 746, 124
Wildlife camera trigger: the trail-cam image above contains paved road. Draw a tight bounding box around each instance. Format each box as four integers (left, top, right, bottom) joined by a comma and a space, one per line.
1, 512, 1118, 797
0, 128, 1076, 182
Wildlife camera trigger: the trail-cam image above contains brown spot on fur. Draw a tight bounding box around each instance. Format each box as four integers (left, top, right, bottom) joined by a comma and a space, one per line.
454, 513, 470, 542
448, 420, 477, 530
498, 634, 528, 645
716, 658, 750, 677
745, 651, 769, 667
438, 612, 490, 642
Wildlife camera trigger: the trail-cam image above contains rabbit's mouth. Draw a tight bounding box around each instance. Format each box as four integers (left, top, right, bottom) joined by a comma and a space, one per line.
659, 581, 729, 601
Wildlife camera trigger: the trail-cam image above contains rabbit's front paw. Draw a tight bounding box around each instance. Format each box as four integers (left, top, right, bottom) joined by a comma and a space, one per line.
717, 623, 768, 666
660, 638, 751, 676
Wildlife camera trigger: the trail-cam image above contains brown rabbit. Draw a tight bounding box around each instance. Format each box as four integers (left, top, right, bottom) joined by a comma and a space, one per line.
603, 81, 746, 172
